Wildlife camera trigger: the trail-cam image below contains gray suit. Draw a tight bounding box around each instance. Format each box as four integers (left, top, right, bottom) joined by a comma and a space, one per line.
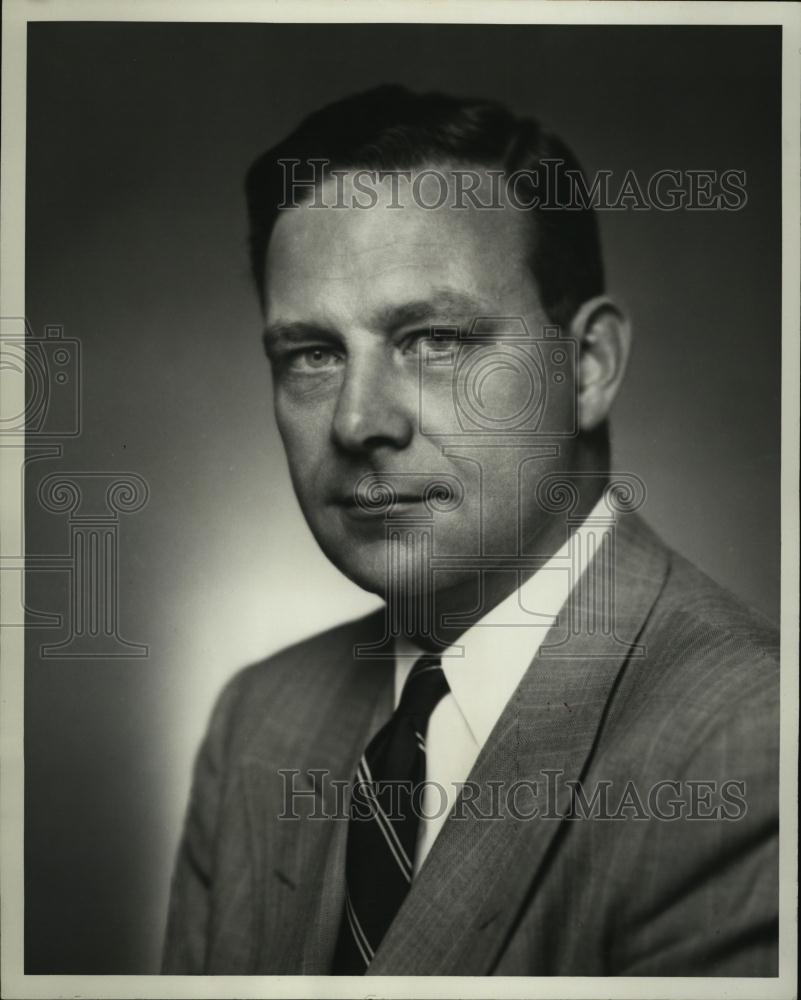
163, 513, 779, 975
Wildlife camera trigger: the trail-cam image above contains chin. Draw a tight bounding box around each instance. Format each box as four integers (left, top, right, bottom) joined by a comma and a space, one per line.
310, 516, 482, 604
319, 538, 443, 603
337, 557, 480, 616
313, 533, 390, 597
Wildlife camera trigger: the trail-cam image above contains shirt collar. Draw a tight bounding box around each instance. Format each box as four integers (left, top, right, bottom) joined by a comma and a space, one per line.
394, 496, 611, 748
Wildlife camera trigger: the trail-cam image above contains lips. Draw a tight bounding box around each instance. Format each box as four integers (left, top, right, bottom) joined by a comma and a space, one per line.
328, 479, 440, 526
334, 494, 424, 506
332, 493, 426, 517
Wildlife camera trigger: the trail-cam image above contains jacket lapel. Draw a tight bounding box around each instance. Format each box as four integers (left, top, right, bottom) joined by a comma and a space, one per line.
367, 512, 670, 975
239, 612, 393, 973
300, 662, 394, 973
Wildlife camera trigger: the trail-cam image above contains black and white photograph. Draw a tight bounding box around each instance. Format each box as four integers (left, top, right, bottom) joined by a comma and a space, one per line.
1, 1, 798, 997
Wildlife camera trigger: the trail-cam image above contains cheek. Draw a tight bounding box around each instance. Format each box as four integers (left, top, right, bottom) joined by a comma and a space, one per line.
477, 362, 539, 422
422, 346, 552, 436
275, 398, 331, 490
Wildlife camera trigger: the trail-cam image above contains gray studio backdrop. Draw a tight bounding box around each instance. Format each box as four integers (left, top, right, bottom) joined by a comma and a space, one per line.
24, 23, 780, 972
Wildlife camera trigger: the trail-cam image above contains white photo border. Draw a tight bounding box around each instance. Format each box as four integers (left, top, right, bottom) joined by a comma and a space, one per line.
1, 2, 798, 998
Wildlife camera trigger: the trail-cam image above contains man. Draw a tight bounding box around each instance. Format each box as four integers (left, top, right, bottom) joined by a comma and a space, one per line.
163, 86, 779, 976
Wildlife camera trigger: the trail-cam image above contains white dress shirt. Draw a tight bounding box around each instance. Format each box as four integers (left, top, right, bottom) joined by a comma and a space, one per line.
394, 496, 610, 874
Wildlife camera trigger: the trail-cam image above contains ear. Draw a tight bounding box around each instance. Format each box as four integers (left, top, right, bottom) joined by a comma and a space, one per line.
569, 296, 632, 432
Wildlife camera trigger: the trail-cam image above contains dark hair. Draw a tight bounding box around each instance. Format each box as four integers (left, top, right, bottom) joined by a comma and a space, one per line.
245, 85, 604, 329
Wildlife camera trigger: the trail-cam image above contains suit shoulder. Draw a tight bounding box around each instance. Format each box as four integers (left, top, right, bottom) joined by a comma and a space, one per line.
652, 548, 779, 666
228, 606, 384, 694
600, 541, 779, 780
206, 607, 385, 733
616, 545, 779, 754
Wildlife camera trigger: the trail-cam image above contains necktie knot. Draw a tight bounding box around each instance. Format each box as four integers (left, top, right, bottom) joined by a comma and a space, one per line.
396, 655, 449, 721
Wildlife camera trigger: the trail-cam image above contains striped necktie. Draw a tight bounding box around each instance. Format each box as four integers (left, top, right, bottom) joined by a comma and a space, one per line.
331, 654, 449, 974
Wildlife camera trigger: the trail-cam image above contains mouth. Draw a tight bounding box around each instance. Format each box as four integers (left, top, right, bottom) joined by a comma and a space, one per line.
331, 492, 429, 519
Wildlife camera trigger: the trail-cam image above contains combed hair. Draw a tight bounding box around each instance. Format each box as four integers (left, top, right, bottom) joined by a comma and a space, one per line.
245, 84, 604, 329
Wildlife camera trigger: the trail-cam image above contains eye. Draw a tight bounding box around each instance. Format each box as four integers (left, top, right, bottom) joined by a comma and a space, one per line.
285, 346, 343, 373
399, 330, 459, 366
399, 329, 452, 356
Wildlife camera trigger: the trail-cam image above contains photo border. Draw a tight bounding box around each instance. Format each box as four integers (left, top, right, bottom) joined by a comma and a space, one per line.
1, 2, 798, 998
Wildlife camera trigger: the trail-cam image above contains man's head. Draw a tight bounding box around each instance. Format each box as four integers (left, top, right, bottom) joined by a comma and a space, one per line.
246, 85, 605, 331
245, 86, 630, 606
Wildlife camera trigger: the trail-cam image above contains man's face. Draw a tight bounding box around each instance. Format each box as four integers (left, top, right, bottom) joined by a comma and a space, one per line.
263, 168, 577, 600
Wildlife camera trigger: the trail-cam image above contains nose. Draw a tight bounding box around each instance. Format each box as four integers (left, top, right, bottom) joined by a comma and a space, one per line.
331, 347, 414, 454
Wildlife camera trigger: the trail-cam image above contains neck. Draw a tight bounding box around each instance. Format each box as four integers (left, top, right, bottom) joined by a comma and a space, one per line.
401, 475, 607, 653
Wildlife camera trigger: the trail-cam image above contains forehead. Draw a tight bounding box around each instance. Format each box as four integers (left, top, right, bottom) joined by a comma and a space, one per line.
264, 167, 539, 322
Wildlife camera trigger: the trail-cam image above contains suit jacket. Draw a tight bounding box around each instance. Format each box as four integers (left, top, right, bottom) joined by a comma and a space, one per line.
162, 513, 779, 976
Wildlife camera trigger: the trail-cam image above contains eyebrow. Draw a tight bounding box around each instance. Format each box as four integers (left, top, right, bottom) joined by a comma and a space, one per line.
262, 288, 490, 350
262, 321, 335, 352
372, 289, 490, 330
